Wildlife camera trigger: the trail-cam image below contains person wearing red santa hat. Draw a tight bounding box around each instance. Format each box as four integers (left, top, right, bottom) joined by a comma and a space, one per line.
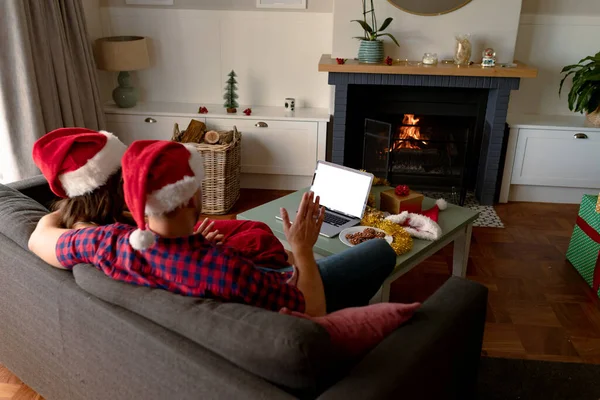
29, 140, 325, 316
31, 127, 131, 229
29, 128, 295, 274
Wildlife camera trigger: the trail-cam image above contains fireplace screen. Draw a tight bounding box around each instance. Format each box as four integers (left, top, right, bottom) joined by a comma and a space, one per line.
363, 115, 474, 204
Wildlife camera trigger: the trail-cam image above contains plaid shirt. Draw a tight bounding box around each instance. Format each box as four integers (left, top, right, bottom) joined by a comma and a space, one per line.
56, 223, 305, 312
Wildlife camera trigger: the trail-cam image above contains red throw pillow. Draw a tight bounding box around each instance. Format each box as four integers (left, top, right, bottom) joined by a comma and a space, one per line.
280, 302, 420, 359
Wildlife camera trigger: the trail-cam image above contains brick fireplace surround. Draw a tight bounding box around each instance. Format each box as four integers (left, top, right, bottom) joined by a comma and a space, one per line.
319, 55, 538, 205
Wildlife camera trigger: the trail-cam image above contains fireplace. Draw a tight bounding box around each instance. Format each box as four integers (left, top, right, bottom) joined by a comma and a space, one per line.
363, 113, 475, 204
327, 71, 522, 205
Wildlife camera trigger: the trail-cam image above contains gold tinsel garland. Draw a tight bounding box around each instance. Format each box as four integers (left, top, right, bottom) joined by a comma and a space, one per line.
361, 207, 413, 255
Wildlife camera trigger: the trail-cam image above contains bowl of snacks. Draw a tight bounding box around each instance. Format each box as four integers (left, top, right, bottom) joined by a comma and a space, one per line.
339, 226, 393, 247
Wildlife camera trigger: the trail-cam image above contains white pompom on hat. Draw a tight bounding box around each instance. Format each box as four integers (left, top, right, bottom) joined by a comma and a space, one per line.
121, 140, 204, 251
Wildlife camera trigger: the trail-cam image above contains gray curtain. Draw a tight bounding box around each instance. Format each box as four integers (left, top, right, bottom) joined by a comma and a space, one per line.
0, 0, 105, 184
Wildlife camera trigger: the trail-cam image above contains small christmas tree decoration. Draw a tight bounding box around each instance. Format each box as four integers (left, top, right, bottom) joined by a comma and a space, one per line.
223, 70, 239, 114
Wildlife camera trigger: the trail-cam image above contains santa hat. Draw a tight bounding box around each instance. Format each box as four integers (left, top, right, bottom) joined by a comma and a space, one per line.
32, 128, 127, 198
385, 199, 447, 241
122, 140, 204, 251
421, 199, 447, 222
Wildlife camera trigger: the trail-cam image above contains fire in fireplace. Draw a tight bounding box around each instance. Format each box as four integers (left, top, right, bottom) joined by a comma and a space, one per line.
363, 113, 475, 205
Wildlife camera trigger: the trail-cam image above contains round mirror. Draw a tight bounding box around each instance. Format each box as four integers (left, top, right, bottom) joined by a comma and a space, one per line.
388, 0, 472, 16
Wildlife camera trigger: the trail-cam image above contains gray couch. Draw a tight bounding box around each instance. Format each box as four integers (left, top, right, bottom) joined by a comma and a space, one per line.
0, 176, 488, 400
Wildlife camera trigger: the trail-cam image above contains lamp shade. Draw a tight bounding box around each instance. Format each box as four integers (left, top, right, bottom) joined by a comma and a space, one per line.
95, 36, 150, 72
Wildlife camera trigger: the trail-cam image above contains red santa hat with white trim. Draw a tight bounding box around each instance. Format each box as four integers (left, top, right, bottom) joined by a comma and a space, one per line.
32, 127, 127, 198
385, 199, 448, 241
121, 140, 204, 251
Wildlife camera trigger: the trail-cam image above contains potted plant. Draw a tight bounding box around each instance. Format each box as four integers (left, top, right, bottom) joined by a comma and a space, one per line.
352, 0, 399, 64
559, 52, 600, 126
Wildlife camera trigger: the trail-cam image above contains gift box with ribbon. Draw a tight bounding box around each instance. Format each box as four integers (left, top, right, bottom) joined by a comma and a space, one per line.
566, 194, 600, 298
380, 186, 424, 215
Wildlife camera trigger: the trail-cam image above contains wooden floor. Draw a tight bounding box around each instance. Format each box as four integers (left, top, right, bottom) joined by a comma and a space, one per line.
2, 190, 599, 399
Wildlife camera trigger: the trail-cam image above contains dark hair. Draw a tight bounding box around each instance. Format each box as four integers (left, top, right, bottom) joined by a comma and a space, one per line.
52, 170, 131, 228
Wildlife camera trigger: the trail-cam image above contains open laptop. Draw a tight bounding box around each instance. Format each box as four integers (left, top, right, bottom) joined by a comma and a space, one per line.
277, 161, 374, 238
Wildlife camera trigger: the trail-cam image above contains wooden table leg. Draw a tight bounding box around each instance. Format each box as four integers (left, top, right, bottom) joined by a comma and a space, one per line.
370, 278, 392, 304
452, 223, 473, 277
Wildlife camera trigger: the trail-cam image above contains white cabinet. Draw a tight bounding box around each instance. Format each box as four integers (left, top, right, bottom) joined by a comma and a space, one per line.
106, 114, 197, 145
104, 102, 329, 190
501, 115, 600, 203
206, 118, 318, 176
511, 129, 600, 188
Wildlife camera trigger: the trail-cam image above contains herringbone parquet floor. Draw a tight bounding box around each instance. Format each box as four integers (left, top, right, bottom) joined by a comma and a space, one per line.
1, 191, 599, 399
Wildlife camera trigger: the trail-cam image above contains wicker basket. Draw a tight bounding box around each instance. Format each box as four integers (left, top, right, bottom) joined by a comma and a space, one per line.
173, 127, 241, 215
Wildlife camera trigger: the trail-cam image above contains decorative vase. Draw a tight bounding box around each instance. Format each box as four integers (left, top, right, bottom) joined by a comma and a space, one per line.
586, 107, 600, 127
454, 34, 472, 66
112, 71, 139, 108
358, 40, 384, 64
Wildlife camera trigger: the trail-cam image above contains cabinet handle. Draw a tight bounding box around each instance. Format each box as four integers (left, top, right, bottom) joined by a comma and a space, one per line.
573, 133, 588, 139
255, 122, 268, 128
145, 117, 157, 124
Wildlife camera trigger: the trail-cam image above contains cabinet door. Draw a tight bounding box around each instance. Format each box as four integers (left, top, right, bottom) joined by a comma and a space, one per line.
205, 118, 318, 176
511, 128, 600, 188
106, 114, 205, 145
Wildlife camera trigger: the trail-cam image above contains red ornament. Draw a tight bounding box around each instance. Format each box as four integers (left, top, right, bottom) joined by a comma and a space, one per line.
395, 185, 410, 197
243, 108, 252, 116
198, 106, 208, 114
385, 56, 393, 66
336, 58, 347, 65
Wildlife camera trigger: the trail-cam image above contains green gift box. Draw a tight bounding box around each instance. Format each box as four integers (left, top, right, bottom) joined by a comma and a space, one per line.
566, 194, 600, 298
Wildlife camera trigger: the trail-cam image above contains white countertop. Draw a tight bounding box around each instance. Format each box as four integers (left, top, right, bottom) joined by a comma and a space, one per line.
507, 113, 600, 131
104, 102, 331, 123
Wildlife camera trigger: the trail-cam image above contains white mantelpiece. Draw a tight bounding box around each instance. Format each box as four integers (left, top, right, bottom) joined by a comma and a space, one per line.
332, 0, 523, 64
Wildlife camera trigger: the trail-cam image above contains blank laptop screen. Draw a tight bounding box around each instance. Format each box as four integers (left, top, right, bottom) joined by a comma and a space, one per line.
310, 162, 372, 218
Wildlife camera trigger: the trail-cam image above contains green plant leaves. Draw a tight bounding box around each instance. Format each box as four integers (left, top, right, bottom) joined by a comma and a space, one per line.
376, 32, 400, 47
559, 52, 600, 113
352, 19, 373, 34
378, 17, 393, 32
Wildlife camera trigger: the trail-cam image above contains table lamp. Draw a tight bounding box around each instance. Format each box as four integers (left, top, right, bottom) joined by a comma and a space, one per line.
95, 36, 150, 108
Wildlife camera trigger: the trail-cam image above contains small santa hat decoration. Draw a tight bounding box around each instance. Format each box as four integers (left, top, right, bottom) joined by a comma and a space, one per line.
32, 127, 127, 198
122, 140, 204, 251
385, 199, 447, 241
421, 199, 447, 222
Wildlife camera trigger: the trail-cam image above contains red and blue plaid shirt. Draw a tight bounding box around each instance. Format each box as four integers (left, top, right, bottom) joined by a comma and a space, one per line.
56, 223, 305, 312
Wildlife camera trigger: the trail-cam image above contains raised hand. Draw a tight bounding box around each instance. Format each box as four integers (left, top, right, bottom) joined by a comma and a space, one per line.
195, 218, 225, 244
280, 192, 325, 252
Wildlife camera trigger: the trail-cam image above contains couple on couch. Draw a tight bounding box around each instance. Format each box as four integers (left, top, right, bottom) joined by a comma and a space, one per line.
28, 128, 396, 317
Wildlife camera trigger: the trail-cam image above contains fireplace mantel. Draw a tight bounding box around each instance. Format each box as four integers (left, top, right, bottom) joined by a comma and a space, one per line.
322, 53, 537, 205
318, 54, 538, 79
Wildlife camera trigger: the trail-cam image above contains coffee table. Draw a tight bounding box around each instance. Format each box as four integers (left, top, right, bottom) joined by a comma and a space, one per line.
238, 186, 479, 302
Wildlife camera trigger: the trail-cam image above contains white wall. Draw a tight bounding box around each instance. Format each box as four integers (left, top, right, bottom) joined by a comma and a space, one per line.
521, 0, 600, 16
97, 7, 333, 108
332, 0, 523, 63
102, 0, 333, 13
508, 14, 600, 116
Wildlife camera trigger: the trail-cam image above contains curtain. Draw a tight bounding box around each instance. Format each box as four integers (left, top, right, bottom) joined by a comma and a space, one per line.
0, 0, 105, 184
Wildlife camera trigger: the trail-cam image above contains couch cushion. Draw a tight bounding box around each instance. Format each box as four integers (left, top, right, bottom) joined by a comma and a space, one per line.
0, 183, 48, 250
73, 265, 334, 391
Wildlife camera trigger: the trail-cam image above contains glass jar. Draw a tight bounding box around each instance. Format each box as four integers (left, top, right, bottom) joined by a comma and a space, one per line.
422, 53, 438, 65
454, 34, 472, 65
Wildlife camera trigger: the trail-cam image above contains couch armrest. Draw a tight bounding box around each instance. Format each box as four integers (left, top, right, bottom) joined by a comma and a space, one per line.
318, 277, 488, 400
7, 175, 55, 208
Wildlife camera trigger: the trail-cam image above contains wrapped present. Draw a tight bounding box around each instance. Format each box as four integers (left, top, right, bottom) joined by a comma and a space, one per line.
380, 189, 424, 214
566, 194, 600, 298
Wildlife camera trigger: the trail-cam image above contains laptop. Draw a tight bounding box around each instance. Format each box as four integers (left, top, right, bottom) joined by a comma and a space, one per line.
277, 161, 374, 238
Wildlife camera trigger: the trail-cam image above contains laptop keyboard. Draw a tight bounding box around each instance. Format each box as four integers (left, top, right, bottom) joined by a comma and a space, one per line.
324, 212, 350, 227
